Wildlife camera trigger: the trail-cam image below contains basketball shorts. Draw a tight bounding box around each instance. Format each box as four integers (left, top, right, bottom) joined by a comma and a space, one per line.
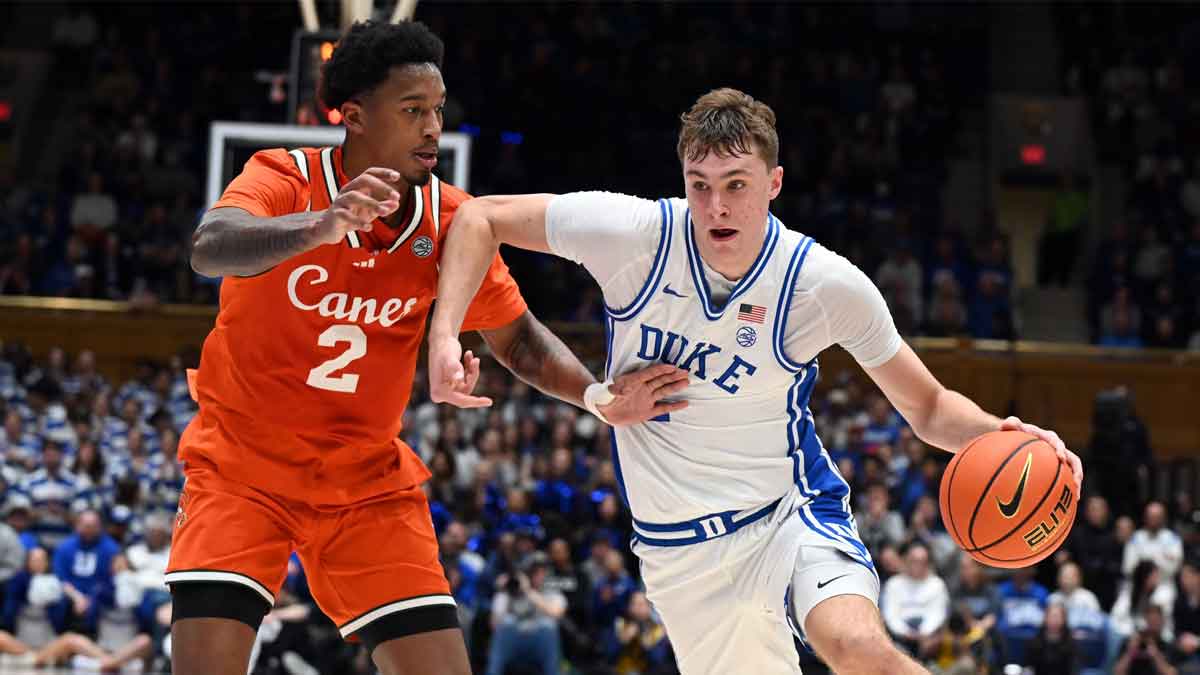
633, 488, 879, 675
165, 466, 456, 643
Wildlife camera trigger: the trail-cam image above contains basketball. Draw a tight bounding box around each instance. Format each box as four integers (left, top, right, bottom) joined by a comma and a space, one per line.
940, 430, 1078, 568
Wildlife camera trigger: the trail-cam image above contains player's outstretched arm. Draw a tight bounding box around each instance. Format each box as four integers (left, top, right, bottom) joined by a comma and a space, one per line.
429, 194, 688, 424
429, 194, 556, 339
191, 167, 402, 277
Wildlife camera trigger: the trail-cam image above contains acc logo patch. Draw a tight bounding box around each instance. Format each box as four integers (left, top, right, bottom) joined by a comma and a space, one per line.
411, 235, 434, 258
736, 326, 757, 348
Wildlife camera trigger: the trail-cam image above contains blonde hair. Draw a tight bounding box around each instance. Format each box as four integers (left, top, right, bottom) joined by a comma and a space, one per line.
677, 88, 779, 167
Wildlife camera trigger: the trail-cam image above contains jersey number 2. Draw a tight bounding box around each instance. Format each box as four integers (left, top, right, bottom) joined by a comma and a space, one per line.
306, 325, 367, 393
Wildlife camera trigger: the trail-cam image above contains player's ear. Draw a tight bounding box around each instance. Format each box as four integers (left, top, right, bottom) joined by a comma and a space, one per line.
341, 100, 366, 135
768, 165, 783, 200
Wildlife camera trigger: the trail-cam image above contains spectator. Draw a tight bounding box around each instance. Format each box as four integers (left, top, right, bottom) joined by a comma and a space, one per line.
69, 173, 118, 237
923, 278, 968, 337
1174, 560, 1200, 673
605, 591, 671, 675
1041, 172, 1089, 287
1024, 602, 1080, 675
543, 537, 593, 664
881, 542, 949, 655
1134, 226, 1173, 291
487, 552, 566, 675
125, 512, 171, 595
1115, 603, 1181, 675
17, 440, 92, 548
1113, 561, 1176, 641
876, 242, 924, 334
592, 549, 635, 631
1, 547, 111, 667
948, 557, 1000, 671
52, 510, 120, 628
3, 497, 38, 551
1102, 306, 1146, 348
996, 566, 1050, 665
1126, 502, 1185, 597
0, 511, 25, 606
1049, 562, 1103, 618
855, 483, 906, 558
906, 495, 959, 579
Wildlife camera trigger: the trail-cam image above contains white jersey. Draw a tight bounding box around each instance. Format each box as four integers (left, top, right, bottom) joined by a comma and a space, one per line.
547, 193, 901, 546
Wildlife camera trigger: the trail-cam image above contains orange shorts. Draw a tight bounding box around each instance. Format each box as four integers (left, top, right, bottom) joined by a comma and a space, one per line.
165, 466, 454, 638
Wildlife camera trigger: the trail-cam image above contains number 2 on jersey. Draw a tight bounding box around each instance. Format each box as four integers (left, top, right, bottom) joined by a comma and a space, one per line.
306, 324, 367, 393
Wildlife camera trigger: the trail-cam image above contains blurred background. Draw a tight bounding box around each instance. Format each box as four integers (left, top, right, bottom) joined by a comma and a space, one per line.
1, 1, 1199, 673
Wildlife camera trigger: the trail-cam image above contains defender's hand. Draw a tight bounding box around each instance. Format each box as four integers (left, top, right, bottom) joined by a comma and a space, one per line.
312, 167, 403, 246
596, 363, 690, 426
429, 333, 491, 408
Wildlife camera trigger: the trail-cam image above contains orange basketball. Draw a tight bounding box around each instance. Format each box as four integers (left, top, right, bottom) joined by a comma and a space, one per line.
939, 430, 1078, 569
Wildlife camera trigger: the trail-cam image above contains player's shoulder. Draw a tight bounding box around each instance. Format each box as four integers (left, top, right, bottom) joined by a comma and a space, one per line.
787, 237, 863, 293
238, 147, 316, 184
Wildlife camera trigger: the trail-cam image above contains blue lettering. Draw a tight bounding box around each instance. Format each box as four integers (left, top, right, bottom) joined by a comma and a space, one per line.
637, 324, 663, 360
661, 331, 690, 365
714, 355, 757, 394
679, 343, 722, 380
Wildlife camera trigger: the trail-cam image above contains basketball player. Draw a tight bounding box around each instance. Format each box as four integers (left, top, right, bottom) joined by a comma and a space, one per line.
168, 21, 684, 675
428, 88, 1084, 674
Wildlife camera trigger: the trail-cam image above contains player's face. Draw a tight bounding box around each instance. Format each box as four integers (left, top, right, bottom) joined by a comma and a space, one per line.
348, 64, 445, 187
683, 148, 783, 280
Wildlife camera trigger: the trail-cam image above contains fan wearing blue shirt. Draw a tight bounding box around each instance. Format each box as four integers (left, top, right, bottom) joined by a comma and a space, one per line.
52, 510, 120, 630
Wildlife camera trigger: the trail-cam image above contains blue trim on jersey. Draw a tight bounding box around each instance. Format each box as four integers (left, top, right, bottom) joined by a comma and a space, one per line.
631, 498, 780, 547
683, 210, 780, 321
603, 314, 615, 379
606, 199, 673, 321
784, 372, 875, 570
602, 317, 631, 507
772, 236, 815, 372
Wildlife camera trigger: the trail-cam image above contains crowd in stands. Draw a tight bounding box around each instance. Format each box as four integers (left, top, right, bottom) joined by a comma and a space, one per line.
1052, 4, 1200, 350
0, 3, 1025, 342
0, 335, 1195, 674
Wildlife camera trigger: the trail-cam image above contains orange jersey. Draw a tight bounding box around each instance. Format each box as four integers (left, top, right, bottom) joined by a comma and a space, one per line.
183, 146, 526, 507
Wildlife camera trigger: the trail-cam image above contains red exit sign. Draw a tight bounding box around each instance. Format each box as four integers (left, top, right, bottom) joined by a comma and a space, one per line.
1021, 144, 1046, 165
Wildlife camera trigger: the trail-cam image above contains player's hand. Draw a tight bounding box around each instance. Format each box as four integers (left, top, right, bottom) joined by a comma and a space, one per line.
311, 167, 403, 246
428, 333, 492, 408
1001, 416, 1083, 490
595, 363, 690, 426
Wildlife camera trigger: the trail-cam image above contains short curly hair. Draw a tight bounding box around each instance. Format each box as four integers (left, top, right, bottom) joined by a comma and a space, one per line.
318, 20, 445, 111
677, 88, 779, 168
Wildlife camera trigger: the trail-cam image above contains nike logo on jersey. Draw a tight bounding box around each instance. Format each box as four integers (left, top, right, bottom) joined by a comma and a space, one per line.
635, 323, 757, 394
816, 573, 850, 589
997, 451, 1034, 518
662, 284, 688, 298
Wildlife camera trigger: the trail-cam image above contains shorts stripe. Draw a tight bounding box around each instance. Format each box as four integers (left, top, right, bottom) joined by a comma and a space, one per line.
338, 594, 457, 637
164, 570, 275, 606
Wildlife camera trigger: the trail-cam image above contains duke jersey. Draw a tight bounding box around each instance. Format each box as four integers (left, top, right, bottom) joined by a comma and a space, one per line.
549, 194, 900, 554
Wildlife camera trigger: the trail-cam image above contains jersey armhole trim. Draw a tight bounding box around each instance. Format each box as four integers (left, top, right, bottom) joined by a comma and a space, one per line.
605, 198, 672, 322
287, 149, 311, 212
772, 236, 815, 372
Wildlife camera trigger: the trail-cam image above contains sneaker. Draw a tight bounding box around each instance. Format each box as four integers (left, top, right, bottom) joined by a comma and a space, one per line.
281, 651, 320, 675
71, 654, 103, 670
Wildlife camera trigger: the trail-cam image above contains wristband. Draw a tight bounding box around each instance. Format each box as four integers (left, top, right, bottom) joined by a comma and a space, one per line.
584, 381, 616, 424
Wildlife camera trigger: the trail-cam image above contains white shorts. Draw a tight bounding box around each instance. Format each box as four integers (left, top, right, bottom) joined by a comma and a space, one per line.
633, 489, 880, 675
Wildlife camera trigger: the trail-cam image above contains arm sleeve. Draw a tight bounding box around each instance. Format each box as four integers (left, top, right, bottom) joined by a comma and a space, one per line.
460, 252, 529, 332
545, 191, 665, 312
210, 149, 307, 217
812, 252, 903, 368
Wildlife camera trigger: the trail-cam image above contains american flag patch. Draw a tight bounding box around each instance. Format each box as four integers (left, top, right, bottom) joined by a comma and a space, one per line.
738, 303, 766, 324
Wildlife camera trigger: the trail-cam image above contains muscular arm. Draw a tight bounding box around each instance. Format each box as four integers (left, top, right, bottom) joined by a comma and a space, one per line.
190, 207, 324, 278
479, 310, 596, 408
429, 194, 555, 340
865, 343, 1002, 452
